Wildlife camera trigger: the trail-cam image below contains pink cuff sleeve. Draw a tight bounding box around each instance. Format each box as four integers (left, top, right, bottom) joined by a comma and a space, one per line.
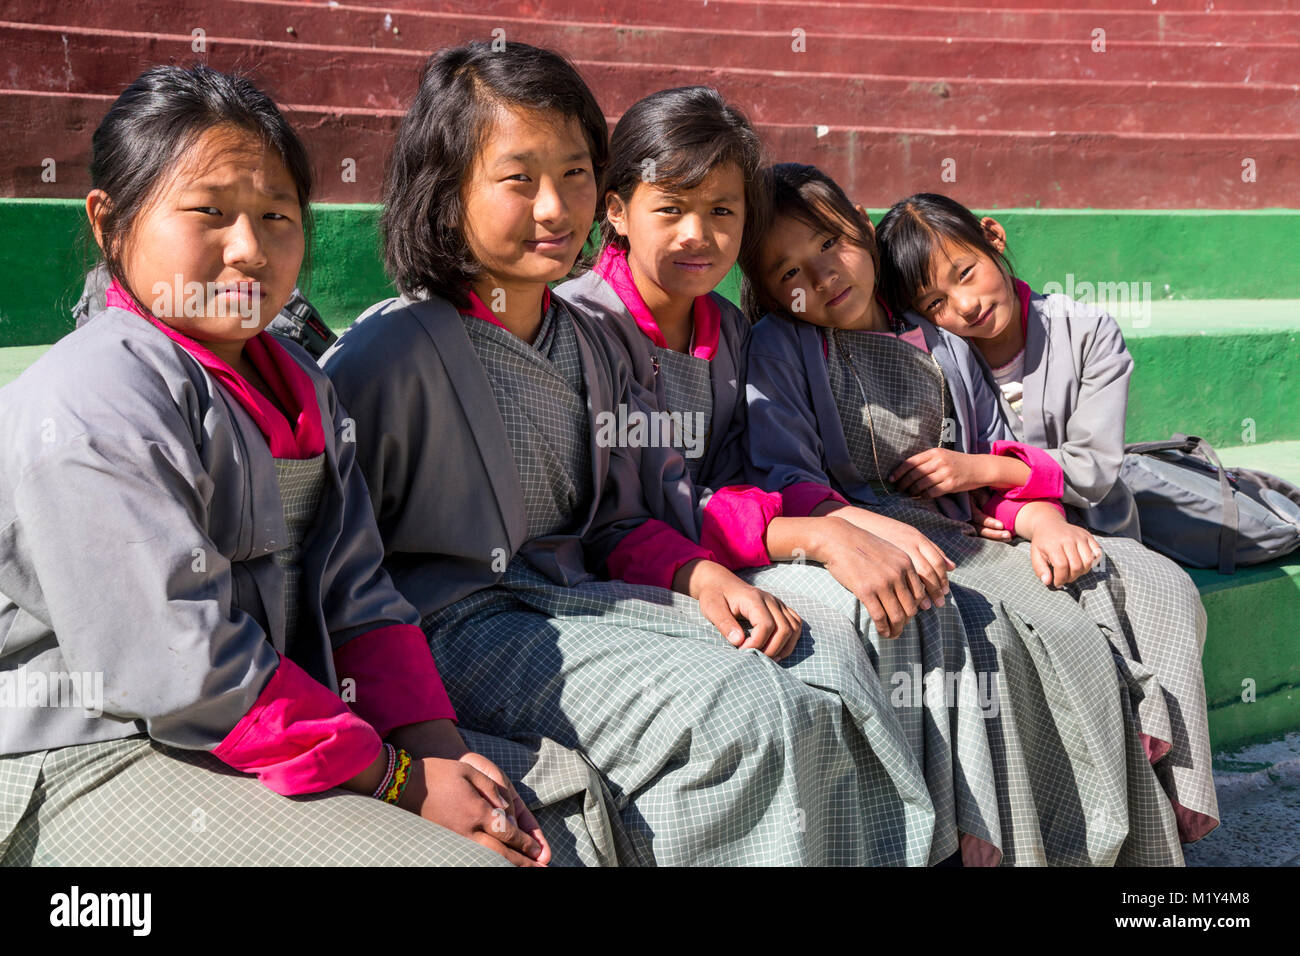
983, 493, 1066, 530
333, 624, 457, 738
606, 519, 717, 590
212, 655, 381, 796
984, 441, 1066, 530
779, 481, 848, 518
990, 440, 1064, 499
700, 485, 783, 570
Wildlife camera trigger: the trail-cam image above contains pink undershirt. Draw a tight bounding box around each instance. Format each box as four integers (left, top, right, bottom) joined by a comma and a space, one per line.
106, 279, 455, 795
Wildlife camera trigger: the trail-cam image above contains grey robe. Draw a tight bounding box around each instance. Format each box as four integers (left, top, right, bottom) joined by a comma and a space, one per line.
0, 307, 623, 866
975, 288, 1140, 537
744, 311, 1188, 865
963, 289, 1217, 840
323, 292, 944, 866
561, 270, 1020, 864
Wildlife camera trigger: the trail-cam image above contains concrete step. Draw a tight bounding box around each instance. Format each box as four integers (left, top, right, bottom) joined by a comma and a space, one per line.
3, 9, 1298, 86
3, 89, 1294, 210
10, 0, 1299, 49
5, 22, 1296, 137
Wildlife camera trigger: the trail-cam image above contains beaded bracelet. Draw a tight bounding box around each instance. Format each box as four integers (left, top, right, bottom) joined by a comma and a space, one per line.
371, 742, 397, 800
382, 747, 414, 805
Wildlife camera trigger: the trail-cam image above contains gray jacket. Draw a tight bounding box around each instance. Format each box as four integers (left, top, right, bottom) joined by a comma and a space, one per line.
0, 308, 418, 756
320, 293, 701, 620
971, 289, 1139, 538
743, 311, 1017, 523
556, 269, 750, 503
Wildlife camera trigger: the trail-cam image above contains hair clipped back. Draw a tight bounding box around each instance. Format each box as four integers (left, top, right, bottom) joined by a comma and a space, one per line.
875, 193, 1015, 318
737, 162, 877, 322
89, 64, 313, 302
600, 86, 768, 267
381, 41, 609, 307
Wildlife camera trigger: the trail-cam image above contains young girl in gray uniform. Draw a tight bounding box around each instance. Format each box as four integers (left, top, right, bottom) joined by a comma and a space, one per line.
740, 163, 1190, 864
560, 86, 1028, 866
876, 193, 1217, 843
0, 65, 626, 868
323, 43, 942, 866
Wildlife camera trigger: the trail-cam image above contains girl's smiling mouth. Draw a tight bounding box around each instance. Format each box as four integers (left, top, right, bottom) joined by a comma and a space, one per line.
673, 259, 713, 273
525, 232, 573, 250
826, 286, 852, 308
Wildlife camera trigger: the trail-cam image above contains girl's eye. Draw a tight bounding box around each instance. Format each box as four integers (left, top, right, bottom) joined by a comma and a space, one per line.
565, 167, 590, 177
713, 207, 733, 216
780, 267, 798, 283
821, 236, 837, 251
191, 206, 221, 216
925, 297, 943, 313
656, 206, 681, 215
959, 265, 974, 280
504, 174, 531, 183
264, 212, 291, 221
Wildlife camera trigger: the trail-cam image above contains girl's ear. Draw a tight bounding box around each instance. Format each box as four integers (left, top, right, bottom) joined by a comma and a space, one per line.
86, 189, 111, 249
980, 216, 1008, 253
604, 190, 630, 237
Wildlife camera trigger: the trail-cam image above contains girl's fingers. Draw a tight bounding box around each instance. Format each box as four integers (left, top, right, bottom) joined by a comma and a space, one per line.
861, 594, 893, 640
736, 593, 777, 652
878, 586, 909, 639
465, 766, 511, 812
699, 591, 746, 646
1031, 545, 1053, 586
472, 833, 541, 868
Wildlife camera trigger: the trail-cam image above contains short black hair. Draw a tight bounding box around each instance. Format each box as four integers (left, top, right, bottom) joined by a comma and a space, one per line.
89, 64, 313, 308
738, 162, 876, 322
600, 86, 767, 269
876, 193, 1016, 318
381, 41, 609, 307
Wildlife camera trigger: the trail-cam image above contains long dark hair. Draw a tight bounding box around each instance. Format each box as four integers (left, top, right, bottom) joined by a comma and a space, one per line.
89, 64, 313, 306
600, 86, 767, 267
738, 162, 876, 321
875, 193, 1016, 318
381, 41, 609, 307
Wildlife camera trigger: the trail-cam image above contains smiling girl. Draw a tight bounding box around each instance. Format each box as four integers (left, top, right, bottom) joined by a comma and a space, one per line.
558, 87, 1024, 865
740, 162, 1190, 864
0, 65, 612, 867
323, 44, 939, 866
877, 192, 1217, 843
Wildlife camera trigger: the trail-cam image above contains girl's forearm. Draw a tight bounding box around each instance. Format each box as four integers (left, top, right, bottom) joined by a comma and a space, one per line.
763, 516, 835, 563
979, 453, 1031, 489
1012, 500, 1065, 540
388, 718, 469, 761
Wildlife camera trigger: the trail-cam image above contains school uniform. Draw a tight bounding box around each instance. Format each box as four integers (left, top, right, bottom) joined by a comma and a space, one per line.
0, 287, 623, 867
968, 282, 1217, 842
744, 308, 1187, 865
561, 251, 1013, 865
322, 288, 941, 866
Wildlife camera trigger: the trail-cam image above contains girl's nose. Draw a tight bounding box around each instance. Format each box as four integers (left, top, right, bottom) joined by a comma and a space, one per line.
953, 291, 980, 318
678, 214, 707, 247
224, 214, 269, 270
533, 176, 566, 224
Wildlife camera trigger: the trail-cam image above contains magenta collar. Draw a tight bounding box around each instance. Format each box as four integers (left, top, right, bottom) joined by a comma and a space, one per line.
460, 286, 553, 330
105, 279, 324, 459
594, 244, 721, 360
